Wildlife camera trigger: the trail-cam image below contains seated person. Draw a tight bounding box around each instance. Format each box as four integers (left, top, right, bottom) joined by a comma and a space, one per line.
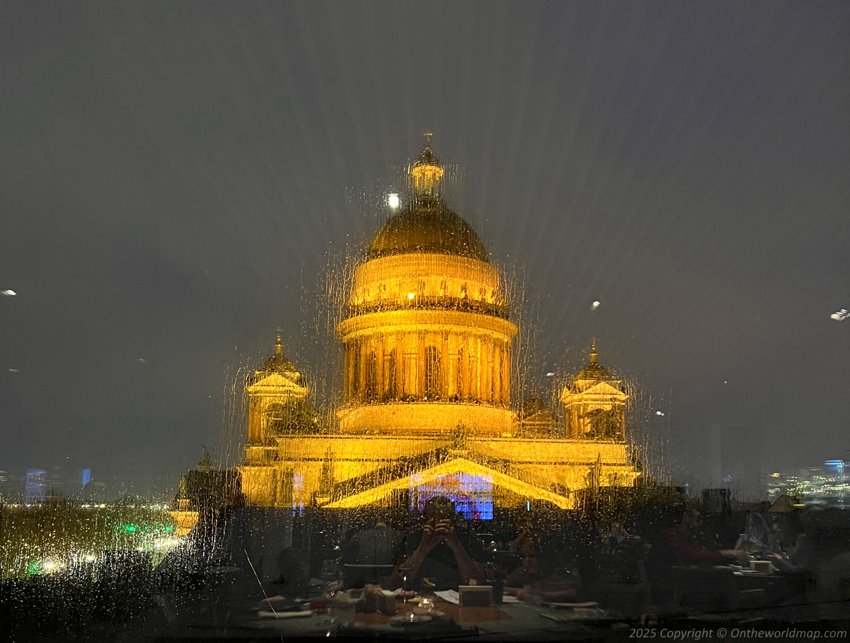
769, 533, 814, 573
504, 536, 580, 603
657, 507, 749, 566
605, 521, 630, 554
341, 520, 404, 587
386, 497, 486, 591
735, 509, 776, 555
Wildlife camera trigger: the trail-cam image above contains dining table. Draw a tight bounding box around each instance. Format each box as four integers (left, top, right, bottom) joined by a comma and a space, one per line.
250, 590, 623, 639
665, 564, 805, 615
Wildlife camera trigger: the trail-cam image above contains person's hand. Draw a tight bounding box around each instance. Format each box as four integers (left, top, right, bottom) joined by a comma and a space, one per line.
433, 519, 460, 550
720, 549, 750, 563
418, 521, 442, 554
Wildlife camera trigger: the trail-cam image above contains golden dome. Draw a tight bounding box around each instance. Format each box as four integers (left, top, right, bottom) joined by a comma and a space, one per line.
252, 334, 301, 383
367, 201, 488, 261
368, 134, 487, 261
575, 338, 613, 381
577, 362, 612, 380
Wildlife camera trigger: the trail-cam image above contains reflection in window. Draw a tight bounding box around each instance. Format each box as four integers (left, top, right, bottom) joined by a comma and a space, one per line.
413, 473, 493, 520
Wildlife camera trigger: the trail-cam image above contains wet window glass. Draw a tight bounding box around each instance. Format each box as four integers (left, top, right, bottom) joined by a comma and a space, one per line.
1, 2, 847, 640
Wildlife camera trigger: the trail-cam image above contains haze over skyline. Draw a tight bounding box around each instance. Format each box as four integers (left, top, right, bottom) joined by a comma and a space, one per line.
1, 1, 847, 498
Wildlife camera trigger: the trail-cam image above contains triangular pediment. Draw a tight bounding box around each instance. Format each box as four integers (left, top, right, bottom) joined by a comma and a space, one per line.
323, 456, 570, 509
562, 380, 627, 401
247, 372, 307, 396
584, 381, 626, 396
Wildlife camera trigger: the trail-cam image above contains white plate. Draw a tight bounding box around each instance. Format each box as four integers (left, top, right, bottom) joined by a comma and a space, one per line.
549, 601, 600, 609
391, 614, 433, 624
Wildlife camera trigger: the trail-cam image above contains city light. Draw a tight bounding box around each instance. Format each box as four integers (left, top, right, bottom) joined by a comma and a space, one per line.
40, 559, 66, 574
830, 308, 848, 321
387, 193, 400, 210
1, 289, 16, 296
591, 300, 601, 309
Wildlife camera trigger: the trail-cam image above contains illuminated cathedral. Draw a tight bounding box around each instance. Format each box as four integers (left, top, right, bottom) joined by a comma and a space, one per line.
238, 137, 640, 512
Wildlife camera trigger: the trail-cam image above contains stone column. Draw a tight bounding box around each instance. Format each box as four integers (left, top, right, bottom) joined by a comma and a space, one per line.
485, 340, 494, 403
461, 334, 470, 400
418, 332, 426, 399
447, 333, 458, 398
441, 332, 450, 399
376, 334, 385, 399
472, 336, 482, 400
395, 335, 403, 399
500, 341, 510, 404
492, 339, 502, 404
345, 342, 354, 401
359, 338, 368, 403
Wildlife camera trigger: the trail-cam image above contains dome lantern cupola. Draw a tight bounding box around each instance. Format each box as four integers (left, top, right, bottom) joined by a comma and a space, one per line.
409, 131, 444, 200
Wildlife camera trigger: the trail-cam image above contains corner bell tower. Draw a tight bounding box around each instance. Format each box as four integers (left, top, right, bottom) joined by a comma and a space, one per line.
560, 339, 628, 440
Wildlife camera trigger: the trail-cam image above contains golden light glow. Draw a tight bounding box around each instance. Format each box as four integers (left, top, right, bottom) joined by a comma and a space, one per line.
168, 510, 199, 537
239, 138, 641, 510
324, 458, 573, 509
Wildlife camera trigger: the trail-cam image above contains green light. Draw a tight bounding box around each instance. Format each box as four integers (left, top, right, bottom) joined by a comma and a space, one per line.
27, 560, 41, 576
122, 523, 137, 533
164, 525, 174, 533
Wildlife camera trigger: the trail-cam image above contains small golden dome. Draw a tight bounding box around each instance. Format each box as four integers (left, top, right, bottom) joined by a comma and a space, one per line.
576, 338, 613, 380
254, 334, 300, 380
577, 362, 612, 380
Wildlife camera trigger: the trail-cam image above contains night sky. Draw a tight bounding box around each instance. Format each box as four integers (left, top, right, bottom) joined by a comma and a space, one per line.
1, 1, 847, 498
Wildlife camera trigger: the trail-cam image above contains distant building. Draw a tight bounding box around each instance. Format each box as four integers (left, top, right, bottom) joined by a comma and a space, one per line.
24, 468, 47, 505
238, 137, 642, 511
0, 470, 10, 502
766, 460, 850, 506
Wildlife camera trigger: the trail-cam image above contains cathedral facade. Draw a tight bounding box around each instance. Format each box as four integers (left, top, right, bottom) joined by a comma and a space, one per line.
238, 139, 639, 512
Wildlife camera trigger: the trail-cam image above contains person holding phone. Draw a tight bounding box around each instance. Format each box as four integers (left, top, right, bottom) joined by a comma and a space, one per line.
387, 496, 486, 591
